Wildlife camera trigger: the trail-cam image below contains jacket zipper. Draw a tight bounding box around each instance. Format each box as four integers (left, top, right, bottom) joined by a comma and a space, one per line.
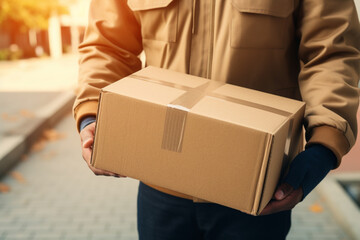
206, 0, 215, 79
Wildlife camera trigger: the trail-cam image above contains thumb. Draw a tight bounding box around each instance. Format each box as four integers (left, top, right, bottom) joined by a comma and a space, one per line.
80, 125, 95, 148
274, 183, 294, 200
83, 137, 94, 148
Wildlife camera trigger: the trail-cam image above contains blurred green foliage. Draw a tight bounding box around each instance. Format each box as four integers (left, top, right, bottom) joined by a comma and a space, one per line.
0, 48, 23, 61
0, 49, 10, 60
0, 0, 69, 32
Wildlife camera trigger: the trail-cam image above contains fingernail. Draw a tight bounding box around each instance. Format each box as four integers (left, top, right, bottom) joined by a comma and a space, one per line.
275, 190, 284, 200
83, 139, 91, 148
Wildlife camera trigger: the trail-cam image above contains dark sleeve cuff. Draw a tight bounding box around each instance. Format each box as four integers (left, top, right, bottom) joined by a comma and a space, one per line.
284, 144, 337, 199
80, 116, 96, 132
306, 125, 350, 168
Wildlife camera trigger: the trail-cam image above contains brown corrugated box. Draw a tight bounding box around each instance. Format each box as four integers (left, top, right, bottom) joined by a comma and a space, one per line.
91, 66, 306, 216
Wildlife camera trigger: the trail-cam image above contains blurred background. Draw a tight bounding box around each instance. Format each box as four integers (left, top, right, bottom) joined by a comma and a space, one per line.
0, 0, 88, 61
0, 1, 360, 240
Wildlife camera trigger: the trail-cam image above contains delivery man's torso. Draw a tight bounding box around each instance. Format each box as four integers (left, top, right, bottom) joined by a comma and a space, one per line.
128, 0, 303, 200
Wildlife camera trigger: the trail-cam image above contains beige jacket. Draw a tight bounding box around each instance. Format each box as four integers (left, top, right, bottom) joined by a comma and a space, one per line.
74, 0, 360, 198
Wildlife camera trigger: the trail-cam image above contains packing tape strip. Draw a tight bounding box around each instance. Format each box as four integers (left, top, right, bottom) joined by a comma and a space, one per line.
130, 74, 293, 158
161, 105, 189, 152
162, 80, 225, 152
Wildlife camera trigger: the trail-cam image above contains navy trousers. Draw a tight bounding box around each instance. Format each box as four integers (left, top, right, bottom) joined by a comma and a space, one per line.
137, 182, 291, 240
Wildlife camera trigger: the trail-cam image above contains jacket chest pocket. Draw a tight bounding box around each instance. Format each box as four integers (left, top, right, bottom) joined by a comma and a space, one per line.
127, 0, 178, 43
231, 0, 294, 49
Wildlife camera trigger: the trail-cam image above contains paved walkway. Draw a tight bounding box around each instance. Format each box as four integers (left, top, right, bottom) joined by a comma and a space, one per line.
0, 115, 352, 240
0, 115, 138, 240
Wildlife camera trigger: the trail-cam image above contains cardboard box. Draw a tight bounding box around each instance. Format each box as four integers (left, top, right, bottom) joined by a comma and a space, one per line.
91, 66, 305, 215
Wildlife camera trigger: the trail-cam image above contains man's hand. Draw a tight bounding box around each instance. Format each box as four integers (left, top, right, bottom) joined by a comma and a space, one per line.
260, 144, 337, 216
80, 122, 125, 177
260, 183, 303, 215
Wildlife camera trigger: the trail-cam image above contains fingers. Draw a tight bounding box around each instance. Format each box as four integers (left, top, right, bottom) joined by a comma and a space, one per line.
83, 137, 94, 149
260, 187, 303, 216
82, 147, 125, 177
80, 122, 96, 163
274, 183, 294, 201
90, 165, 126, 178
80, 122, 96, 148
82, 146, 92, 165
80, 122, 126, 178
89, 164, 124, 177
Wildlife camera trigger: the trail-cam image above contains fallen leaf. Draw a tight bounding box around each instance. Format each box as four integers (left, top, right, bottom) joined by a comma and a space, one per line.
19, 109, 35, 118
11, 172, 26, 184
0, 183, 10, 193
30, 139, 46, 152
30, 129, 65, 154
1, 113, 18, 122
309, 203, 323, 213
43, 129, 65, 141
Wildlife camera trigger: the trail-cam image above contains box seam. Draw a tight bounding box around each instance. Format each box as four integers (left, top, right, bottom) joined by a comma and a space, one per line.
252, 133, 273, 215
91, 89, 105, 167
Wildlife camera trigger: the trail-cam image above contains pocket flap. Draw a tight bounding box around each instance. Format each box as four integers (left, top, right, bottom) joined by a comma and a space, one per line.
232, 0, 294, 17
128, 0, 174, 11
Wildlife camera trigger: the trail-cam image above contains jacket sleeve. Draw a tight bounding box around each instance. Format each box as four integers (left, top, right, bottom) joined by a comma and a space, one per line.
73, 0, 143, 131
296, 0, 360, 166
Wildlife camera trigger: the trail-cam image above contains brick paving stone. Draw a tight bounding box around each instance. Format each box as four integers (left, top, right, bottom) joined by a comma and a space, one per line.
108, 221, 136, 232
287, 237, 309, 240
0, 217, 16, 225
23, 224, 52, 232
310, 234, 345, 240
3, 232, 33, 240
62, 232, 90, 240
90, 231, 122, 239
71, 217, 98, 224
80, 223, 107, 233
120, 232, 139, 240
32, 231, 63, 240
63, 237, 88, 240
52, 224, 82, 232
0, 225, 24, 234
46, 216, 73, 224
